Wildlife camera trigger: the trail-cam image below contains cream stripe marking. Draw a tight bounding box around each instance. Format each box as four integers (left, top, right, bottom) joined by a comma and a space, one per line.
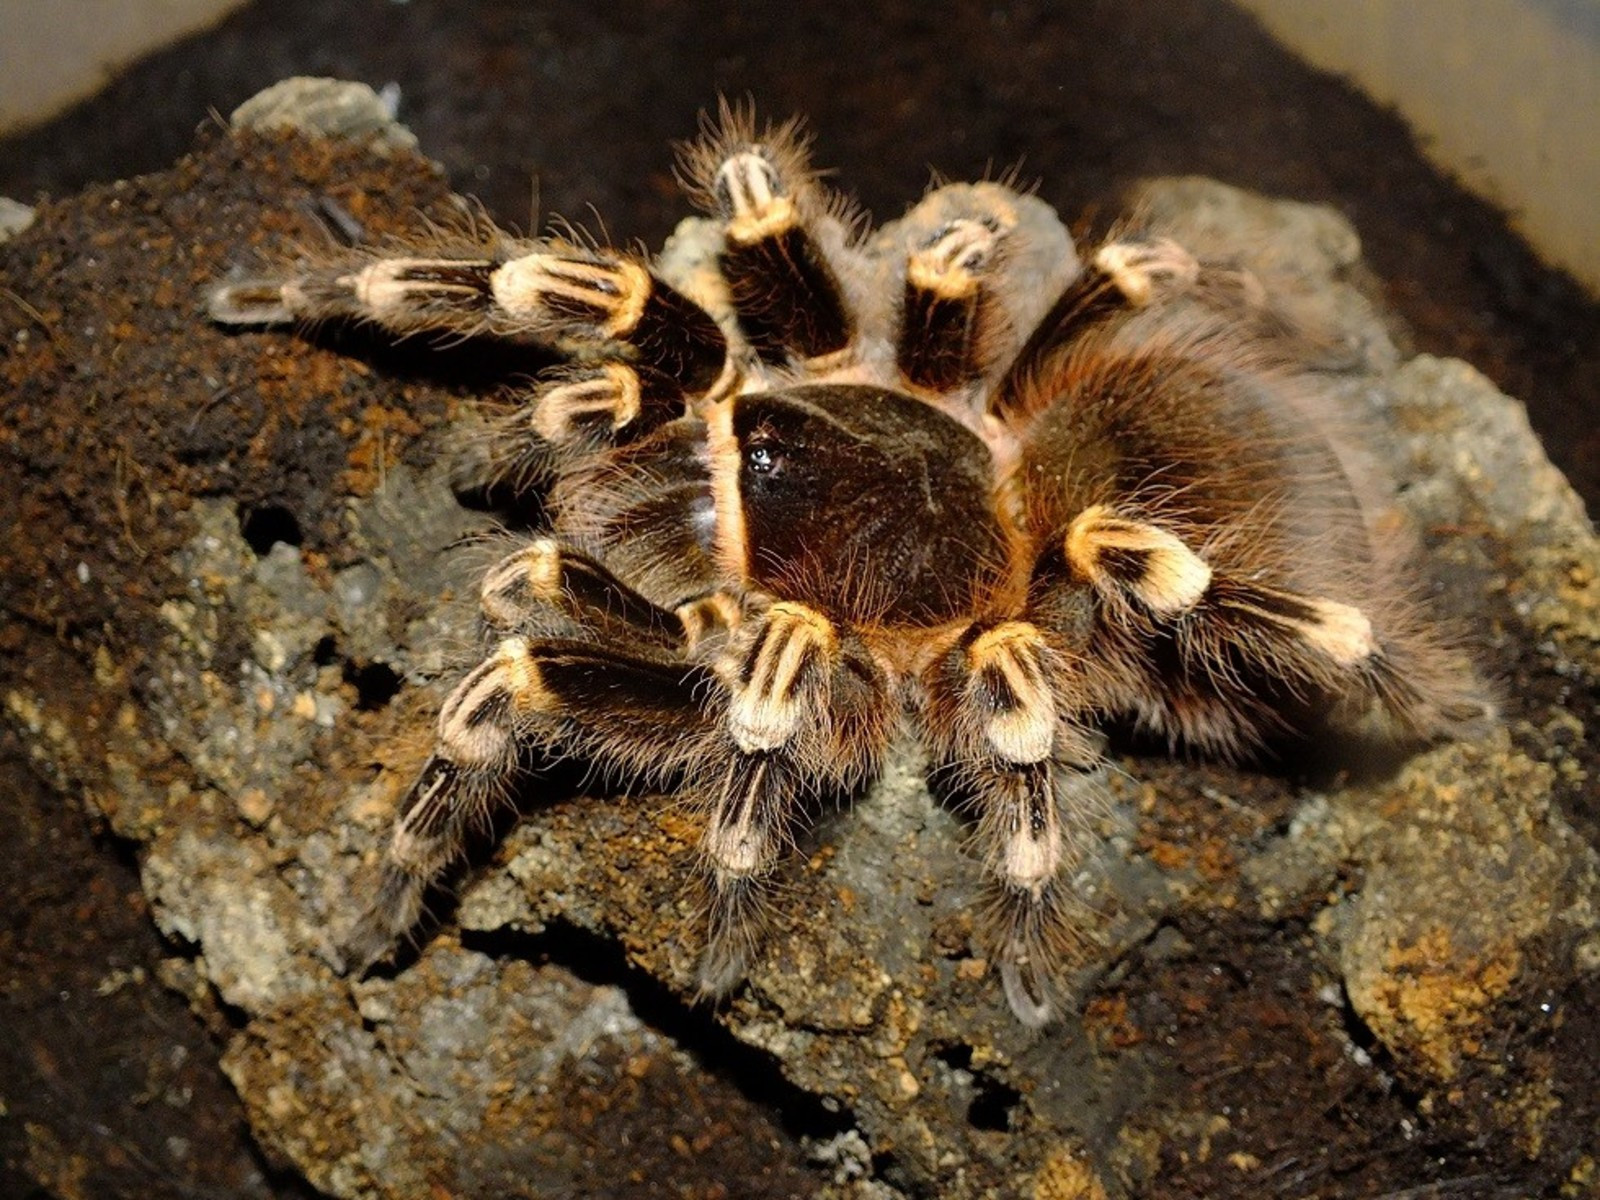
676, 592, 740, 648
1092, 238, 1199, 307
1002, 787, 1062, 893
718, 152, 800, 244
1066, 505, 1212, 616
906, 218, 1001, 298
530, 365, 642, 441
704, 399, 748, 583
478, 539, 562, 628
969, 623, 1056, 764
1226, 592, 1377, 667
728, 606, 836, 754
705, 758, 769, 876
490, 254, 652, 336
348, 259, 487, 313
498, 637, 550, 713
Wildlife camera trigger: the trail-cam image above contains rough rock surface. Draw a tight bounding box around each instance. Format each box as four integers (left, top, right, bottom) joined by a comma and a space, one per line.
228, 78, 419, 157
0, 197, 34, 242
2, 92, 1596, 1199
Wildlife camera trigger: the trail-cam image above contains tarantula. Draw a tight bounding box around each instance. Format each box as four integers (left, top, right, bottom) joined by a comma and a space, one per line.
210, 109, 1484, 1024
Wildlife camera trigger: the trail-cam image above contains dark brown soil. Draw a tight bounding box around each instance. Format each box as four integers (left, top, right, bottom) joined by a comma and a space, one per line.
1099, 912, 1592, 1200
0, 728, 324, 1200
1, 3, 1594, 1199
0, 131, 464, 1200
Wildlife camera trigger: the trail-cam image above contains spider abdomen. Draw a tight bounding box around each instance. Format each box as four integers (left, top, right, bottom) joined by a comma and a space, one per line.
1011, 317, 1480, 752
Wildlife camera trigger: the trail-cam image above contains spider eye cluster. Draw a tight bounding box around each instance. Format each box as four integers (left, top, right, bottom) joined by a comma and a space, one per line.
744, 439, 780, 475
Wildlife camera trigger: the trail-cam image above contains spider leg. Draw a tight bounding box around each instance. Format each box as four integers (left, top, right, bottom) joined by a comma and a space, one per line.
696, 602, 893, 994
545, 415, 726, 606
212, 238, 732, 498
212, 238, 725, 374
926, 620, 1104, 1027
464, 357, 717, 494
1032, 503, 1471, 753
896, 212, 1013, 392
475, 535, 732, 650
677, 112, 858, 368
344, 538, 747, 972
998, 234, 1206, 406
342, 627, 722, 973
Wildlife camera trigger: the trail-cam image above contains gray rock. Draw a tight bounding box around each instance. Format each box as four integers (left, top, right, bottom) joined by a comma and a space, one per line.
0, 195, 34, 241
229, 76, 419, 153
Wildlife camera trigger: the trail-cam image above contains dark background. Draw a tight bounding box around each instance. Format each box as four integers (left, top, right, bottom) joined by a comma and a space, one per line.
2, 2, 1595, 1196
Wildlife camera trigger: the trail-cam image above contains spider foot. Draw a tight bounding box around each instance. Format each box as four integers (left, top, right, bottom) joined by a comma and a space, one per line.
1092, 236, 1201, 307
695, 871, 770, 999
336, 864, 426, 976
988, 878, 1089, 1029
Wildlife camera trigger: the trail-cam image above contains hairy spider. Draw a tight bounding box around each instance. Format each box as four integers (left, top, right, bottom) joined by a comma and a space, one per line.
210, 107, 1486, 1024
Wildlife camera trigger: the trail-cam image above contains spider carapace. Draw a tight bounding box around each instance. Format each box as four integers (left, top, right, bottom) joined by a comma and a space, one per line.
211, 107, 1486, 1024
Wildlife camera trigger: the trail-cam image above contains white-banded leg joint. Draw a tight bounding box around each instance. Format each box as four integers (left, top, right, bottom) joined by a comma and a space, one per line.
716, 150, 798, 243
907, 217, 1004, 298
1093, 237, 1201, 307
